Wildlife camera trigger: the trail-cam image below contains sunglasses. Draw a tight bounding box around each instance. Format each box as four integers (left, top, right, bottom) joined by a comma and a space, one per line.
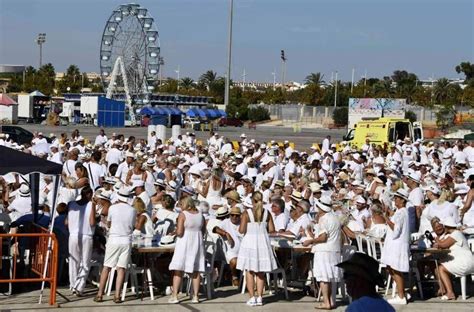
230, 214, 241, 217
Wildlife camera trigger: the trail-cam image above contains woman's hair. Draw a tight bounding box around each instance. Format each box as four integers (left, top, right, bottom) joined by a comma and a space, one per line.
391, 180, 403, 191
182, 196, 197, 212
370, 201, 383, 215
135, 160, 144, 169
133, 197, 146, 214
430, 216, 441, 225
252, 191, 264, 222
75, 164, 88, 179
438, 189, 453, 204
162, 194, 176, 210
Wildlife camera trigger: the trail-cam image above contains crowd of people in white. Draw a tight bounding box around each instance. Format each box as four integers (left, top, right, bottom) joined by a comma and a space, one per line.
1, 128, 474, 309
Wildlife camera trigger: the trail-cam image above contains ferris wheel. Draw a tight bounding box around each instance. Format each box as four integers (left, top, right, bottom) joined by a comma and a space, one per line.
99, 3, 160, 109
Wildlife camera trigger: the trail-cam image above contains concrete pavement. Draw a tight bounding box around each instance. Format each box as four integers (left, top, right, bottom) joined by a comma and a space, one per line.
19, 124, 347, 150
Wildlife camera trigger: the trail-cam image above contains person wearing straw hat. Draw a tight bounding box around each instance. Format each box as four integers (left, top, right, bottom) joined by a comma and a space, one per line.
337, 252, 394, 312
435, 216, 474, 300
95, 186, 136, 303
221, 206, 243, 286
303, 196, 341, 310
380, 188, 410, 305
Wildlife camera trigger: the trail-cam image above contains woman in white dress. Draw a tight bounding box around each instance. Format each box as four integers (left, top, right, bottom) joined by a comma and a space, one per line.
168, 197, 205, 304
237, 191, 277, 306
303, 196, 341, 310
133, 198, 154, 237
460, 176, 474, 231
204, 168, 224, 216
380, 189, 410, 305
435, 216, 474, 300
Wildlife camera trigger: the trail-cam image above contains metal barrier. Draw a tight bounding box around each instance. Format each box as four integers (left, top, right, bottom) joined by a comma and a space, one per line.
0, 225, 58, 305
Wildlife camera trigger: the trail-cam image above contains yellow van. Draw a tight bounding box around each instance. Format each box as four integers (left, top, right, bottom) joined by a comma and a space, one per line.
343, 117, 423, 149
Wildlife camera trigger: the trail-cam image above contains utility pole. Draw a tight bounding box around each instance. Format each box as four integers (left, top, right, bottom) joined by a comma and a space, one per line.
334, 71, 338, 107
272, 70, 276, 91
159, 56, 164, 86
175, 65, 180, 91
242, 68, 247, 92
36, 33, 46, 68
280, 50, 287, 90
224, 0, 234, 110
363, 69, 367, 97
351, 68, 355, 94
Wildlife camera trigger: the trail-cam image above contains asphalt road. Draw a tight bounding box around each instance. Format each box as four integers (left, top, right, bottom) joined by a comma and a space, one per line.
20, 124, 347, 149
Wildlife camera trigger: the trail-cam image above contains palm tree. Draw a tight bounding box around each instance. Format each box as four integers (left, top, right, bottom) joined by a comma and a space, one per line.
180, 77, 194, 90
434, 78, 450, 104
199, 70, 217, 91
304, 72, 325, 86
372, 77, 394, 98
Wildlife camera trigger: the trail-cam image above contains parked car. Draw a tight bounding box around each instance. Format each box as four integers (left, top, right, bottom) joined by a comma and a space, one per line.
183, 117, 201, 127
218, 117, 243, 127
0, 125, 52, 145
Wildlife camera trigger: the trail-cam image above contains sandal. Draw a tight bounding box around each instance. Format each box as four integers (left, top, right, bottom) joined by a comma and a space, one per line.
93, 295, 103, 303
113, 297, 123, 304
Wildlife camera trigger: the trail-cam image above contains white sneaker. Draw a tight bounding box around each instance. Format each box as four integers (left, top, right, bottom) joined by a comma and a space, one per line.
256, 296, 263, 306
191, 296, 199, 303
165, 286, 173, 296
387, 296, 407, 305
168, 296, 179, 304
246, 297, 257, 306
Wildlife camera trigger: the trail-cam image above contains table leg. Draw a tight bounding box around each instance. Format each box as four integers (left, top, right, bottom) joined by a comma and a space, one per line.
141, 254, 148, 301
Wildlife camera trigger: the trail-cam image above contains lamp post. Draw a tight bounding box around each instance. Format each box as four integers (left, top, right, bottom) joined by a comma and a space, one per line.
36, 33, 46, 68
224, 0, 234, 110
334, 71, 338, 107
175, 65, 180, 91
272, 70, 276, 91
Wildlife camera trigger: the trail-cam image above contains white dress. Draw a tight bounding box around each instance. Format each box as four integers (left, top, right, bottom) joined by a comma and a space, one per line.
169, 210, 205, 273
237, 209, 277, 273
441, 230, 474, 276
380, 207, 410, 272
312, 213, 342, 282
206, 181, 223, 215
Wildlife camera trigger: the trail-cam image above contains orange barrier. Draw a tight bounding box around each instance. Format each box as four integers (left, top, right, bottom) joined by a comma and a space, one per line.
0, 226, 58, 305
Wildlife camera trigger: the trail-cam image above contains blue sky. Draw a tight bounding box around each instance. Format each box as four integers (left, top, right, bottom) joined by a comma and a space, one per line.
0, 0, 472, 82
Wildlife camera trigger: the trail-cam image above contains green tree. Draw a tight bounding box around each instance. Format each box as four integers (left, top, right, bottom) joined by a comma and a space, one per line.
58, 64, 82, 93
304, 72, 325, 85
36, 63, 56, 95
199, 70, 217, 91
372, 77, 394, 98
455, 62, 474, 84
180, 77, 194, 90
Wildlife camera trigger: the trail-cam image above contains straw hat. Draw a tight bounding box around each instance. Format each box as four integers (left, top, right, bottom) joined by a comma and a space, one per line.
117, 186, 131, 202
229, 206, 242, 215
394, 189, 409, 201
225, 190, 241, 203
216, 206, 229, 218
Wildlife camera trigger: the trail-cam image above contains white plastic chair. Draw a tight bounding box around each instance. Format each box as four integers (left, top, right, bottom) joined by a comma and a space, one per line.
187, 238, 219, 299
266, 248, 289, 300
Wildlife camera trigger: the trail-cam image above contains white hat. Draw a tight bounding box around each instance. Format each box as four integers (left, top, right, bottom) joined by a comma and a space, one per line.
181, 185, 196, 196
240, 133, 246, 138
290, 190, 303, 202
154, 179, 166, 187
216, 206, 229, 218
406, 171, 421, 184
38, 132, 43, 136
104, 177, 117, 185
19, 184, 30, 197
117, 186, 131, 202
309, 182, 321, 193
159, 235, 176, 246
97, 190, 113, 201
423, 185, 440, 195
454, 183, 469, 195
441, 216, 459, 228
316, 196, 332, 212
146, 158, 156, 166
355, 195, 367, 205
167, 180, 177, 190
125, 151, 136, 159
394, 189, 409, 201
260, 143, 267, 149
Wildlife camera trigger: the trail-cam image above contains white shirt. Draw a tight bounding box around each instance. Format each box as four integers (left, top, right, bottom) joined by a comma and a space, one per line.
272, 212, 289, 232
106, 148, 122, 168
67, 201, 94, 236
313, 212, 341, 252
8, 196, 32, 220
287, 213, 311, 238
115, 161, 132, 183
86, 162, 105, 190
63, 159, 78, 178
235, 162, 248, 176
94, 134, 108, 146
107, 202, 136, 244
408, 187, 424, 207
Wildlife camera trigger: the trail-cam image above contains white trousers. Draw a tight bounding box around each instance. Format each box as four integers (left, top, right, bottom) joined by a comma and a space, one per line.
68, 234, 93, 293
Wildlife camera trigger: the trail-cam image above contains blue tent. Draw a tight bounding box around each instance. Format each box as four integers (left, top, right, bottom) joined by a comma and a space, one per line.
217, 109, 227, 117
140, 106, 183, 116
194, 108, 207, 118
186, 108, 198, 117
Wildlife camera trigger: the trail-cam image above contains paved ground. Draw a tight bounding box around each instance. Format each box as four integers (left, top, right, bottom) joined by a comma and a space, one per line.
1, 285, 473, 311
19, 124, 347, 150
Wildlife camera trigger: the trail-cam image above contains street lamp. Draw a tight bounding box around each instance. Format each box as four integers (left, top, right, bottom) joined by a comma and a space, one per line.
36, 33, 46, 68
224, 0, 234, 110
175, 65, 180, 91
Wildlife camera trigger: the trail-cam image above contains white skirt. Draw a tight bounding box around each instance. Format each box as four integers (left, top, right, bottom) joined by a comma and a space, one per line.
313, 251, 342, 283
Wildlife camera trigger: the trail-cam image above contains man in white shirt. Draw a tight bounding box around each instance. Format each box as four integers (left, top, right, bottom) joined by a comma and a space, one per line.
284, 141, 294, 159
95, 187, 136, 301
67, 186, 95, 296
322, 135, 331, 155
148, 131, 157, 150
405, 171, 423, 233
87, 151, 105, 190
284, 152, 297, 184
94, 129, 108, 146
351, 196, 371, 231
132, 180, 152, 214
115, 152, 135, 183
106, 141, 123, 170
270, 198, 289, 231
281, 201, 311, 239
48, 144, 62, 164
235, 154, 248, 176
7, 184, 32, 221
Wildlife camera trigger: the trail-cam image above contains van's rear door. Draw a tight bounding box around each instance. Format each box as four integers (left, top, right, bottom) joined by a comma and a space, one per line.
388, 122, 396, 142
413, 121, 424, 141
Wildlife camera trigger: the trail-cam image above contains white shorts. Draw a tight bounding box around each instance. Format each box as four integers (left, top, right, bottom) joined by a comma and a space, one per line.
104, 243, 131, 268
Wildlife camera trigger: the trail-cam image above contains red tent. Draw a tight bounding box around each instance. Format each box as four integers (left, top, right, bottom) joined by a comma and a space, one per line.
0, 94, 17, 106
